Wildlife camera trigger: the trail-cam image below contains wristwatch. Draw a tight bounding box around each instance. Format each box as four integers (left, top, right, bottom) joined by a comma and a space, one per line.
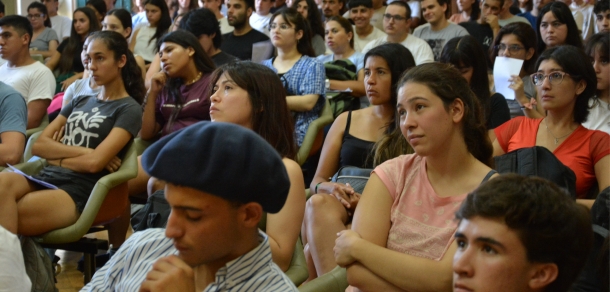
325, 79, 330, 91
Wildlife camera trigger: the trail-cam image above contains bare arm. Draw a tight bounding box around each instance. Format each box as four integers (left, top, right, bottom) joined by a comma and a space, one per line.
266, 158, 306, 271
140, 72, 165, 140
329, 69, 365, 97
594, 155, 610, 196
46, 50, 61, 71
0, 132, 25, 166
286, 94, 320, 112
34, 39, 59, 58
145, 54, 161, 91
32, 115, 94, 159
340, 174, 455, 291
310, 112, 347, 191
129, 28, 139, 53
27, 99, 51, 129
489, 131, 506, 157
135, 55, 147, 80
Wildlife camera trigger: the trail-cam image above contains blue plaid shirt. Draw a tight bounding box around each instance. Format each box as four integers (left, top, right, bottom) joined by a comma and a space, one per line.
262, 56, 325, 146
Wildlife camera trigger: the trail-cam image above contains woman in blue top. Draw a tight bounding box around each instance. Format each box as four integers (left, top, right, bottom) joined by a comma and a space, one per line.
262, 8, 325, 147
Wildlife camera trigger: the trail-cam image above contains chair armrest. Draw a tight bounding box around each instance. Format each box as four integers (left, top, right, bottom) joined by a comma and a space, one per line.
23, 131, 43, 162
298, 266, 348, 292
286, 237, 309, 286
25, 113, 49, 141
296, 100, 334, 165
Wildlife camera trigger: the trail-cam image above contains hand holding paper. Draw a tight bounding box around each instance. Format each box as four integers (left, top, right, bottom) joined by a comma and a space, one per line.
493, 57, 524, 100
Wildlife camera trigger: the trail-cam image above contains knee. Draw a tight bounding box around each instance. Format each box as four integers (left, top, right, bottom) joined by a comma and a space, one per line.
306, 194, 341, 220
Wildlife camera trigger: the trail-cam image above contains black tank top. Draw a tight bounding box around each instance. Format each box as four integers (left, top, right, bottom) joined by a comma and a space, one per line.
339, 111, 376, 169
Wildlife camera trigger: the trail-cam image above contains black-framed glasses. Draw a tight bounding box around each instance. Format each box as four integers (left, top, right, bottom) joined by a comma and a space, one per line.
530, 71, 572, 86
494, 44, 524, 54
269, 23, 294, 31
27, 13, 45, 19
383, 13, 407, 22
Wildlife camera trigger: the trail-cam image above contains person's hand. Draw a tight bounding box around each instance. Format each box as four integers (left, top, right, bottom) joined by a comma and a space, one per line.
346, 190, 362, 216
52, 126, 65, 143
484, 14, 500, 31
150, 71, 168, 94
325, 182, 357, 209
334, 230, 362, 267
508, 75, 533, 108
139, 255, 196, 292
105, 156, 122, 173
61, 75, 80, 92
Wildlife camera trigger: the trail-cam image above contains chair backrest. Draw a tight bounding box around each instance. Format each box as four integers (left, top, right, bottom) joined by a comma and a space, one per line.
296, 99, 334, 165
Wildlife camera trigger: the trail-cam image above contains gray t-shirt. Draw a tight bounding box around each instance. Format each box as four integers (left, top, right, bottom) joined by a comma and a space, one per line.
0, 81, 27, 139
413, 23, 469, 61
62, 77, 101, 106
30, 27, 59, 52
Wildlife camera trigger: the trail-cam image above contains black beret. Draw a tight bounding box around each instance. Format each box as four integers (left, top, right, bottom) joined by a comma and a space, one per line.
141, 121, 290, 213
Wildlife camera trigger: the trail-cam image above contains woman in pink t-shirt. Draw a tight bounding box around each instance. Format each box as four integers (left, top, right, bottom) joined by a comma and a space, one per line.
333, 63, 498, 291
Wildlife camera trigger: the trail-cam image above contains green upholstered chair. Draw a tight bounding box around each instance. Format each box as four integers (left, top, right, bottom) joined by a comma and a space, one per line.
296, 99, 334, 165
298, 266, 348, 292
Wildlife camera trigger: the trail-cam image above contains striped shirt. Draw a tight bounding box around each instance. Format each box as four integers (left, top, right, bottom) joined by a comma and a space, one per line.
81, 229, 298, 292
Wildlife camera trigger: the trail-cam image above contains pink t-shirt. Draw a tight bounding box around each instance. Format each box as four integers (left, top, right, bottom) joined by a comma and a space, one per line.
374, 154, 467, 261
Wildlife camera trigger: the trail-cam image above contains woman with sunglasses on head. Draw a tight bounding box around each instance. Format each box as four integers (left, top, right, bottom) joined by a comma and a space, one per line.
492, 45, 610, 204
262, 8, 325, 147
582, 32, 610, 134
27, 2, 59, 59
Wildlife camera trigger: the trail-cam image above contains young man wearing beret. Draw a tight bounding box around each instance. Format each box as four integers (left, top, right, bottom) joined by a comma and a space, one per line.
82, 122, 298, 291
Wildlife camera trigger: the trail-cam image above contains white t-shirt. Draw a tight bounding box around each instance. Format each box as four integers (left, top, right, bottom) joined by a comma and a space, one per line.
50, 15, 72, 40
353, 25, 387, 52
570, 3, 595, 40
133, 26, 158, 62
362, 34, 434, 65
582, 98, 610, 134
219, 17, 234, 34
370, 6, 386, 31
0, 225, 31, 292
249, 13, 272, 37
0, 61, 55, 103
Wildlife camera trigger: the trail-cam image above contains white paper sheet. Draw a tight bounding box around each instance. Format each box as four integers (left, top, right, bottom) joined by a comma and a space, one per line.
7, 164, 58, 190
493, 57, 524, 100
251, 41, 274, 63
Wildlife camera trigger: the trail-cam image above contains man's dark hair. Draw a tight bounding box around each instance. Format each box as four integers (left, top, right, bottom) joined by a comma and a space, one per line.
86, 0, 108, 16
594, 0, 609, 15
456, 174, 593, 292
347, 0, 372, 9
179, 8, 222, 49
387, 1, 411, 19
244, 0, 255, 10
0, 0, 5, 15
0, 15, 33, 46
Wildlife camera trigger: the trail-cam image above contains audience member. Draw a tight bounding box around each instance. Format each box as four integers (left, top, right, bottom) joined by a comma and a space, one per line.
367, 0, 386, 31
460, 0, 502, 53
201, 0, 234, 33
348, 0, 386, 52
536, 2, 583, 53
594, 0, 609, 33
132, 0, 148, 28
130, 0, 171, 64
490, 22, 539, 118
262, 8, 325, 147
334, 63, 497, 291
0, 81, 27, 166
180, 8, 239, 66
250, 0, 273, 36
41, 0, 71, 40
304, 43, 415, 281
518, 0, 533, 13
86, 0, 108, 22
450, 0, 481, 23
318, 16, 366, 97
292, 0, 326, 55
498, 0, 531, 26
0, 225, 31, 292
101, 9, 147, 78
220, 0, 271, 60
414, 0, 469, 61
453, 174, 593, 292
440, 36, 510, 132
582, 32, 609, 133
322, 0, 344, 20
0, 30, 144, 236
363, 1, 434, 65
174, 0, 198, 18
61, 35, 100, 108
570, 0, 594, 40
84, 122, 298, 291
0, 15, 55, 129
517, 0, 553, 27
27, 2, 59, 59
47, 7, 101, 93
272, 0, 288, 12
492, 45, 609, 201
104, 0, 116, 11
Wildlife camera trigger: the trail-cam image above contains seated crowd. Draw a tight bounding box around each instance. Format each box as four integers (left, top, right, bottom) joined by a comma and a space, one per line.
0, 0, 608, 290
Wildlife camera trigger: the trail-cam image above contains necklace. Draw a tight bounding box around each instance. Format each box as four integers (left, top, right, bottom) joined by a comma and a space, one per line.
186, 71, 203, 85
544, 118, 575, 145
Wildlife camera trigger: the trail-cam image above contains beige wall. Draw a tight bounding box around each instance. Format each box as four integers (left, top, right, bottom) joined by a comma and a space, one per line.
5, 0, 73, 17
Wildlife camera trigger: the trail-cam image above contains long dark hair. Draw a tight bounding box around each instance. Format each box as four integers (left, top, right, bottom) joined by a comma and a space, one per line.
157, 30, 216, 132
441, 36, 491, 124
326, 16, 354, 49
209, 62, 297, 159
106, 8, 134, 38
144, 0, 172, 46
490, 22, 538, 74
365, 43, 416, 166
291, 0, 324, 38
88, 31, 146, 104
585, 32, 610, 109
398, 63, 494, 167
469, 0, 481, 21
59, 7, 101, 74
536, 2, 583, 53
27, 2, 51, 28
535, 45, 597, 124
270, 8, 316, 57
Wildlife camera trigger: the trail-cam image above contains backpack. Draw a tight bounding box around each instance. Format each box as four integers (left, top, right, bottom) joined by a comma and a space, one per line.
331, 166, 373, 194
493, 146, 577, 199
21, 237, 58, 292
324, 59, 359, 118
131, 190, 171, 232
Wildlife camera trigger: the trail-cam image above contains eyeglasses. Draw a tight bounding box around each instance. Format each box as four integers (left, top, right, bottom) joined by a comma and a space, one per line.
530, 71, 572, 86
383, 13, 408, 22
269, 23, 294, 31
27, 14, 45, 19
494, 44, 524, 54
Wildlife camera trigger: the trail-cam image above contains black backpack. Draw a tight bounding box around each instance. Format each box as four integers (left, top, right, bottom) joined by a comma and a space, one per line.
324, 59, 359, 118
131, 190, 171, 232
494, 146, 577, 199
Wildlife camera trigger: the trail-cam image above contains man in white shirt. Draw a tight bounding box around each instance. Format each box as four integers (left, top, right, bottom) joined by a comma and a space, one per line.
414, 0, 469, 60
349, 0, 387, 52
201, 0, 234, 34
41, 0, 71, 40
250, 0, 273, 36
362, 1, 434, 65
0, 16, 55, 129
